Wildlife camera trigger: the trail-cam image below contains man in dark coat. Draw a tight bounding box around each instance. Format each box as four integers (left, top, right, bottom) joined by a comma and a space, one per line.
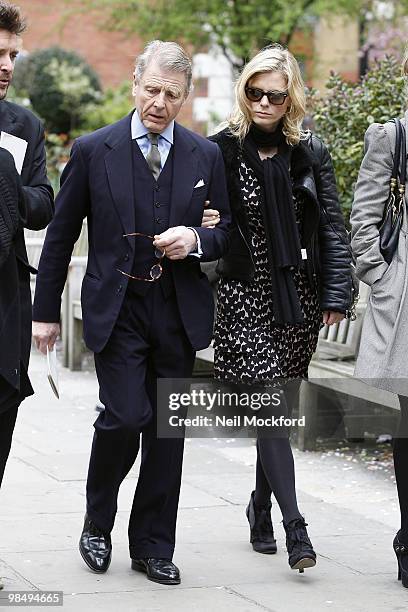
32, 40, 230, 585
0, 2, 53, 497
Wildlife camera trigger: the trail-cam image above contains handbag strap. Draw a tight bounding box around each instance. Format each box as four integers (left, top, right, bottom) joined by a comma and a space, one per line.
398, 119, 406, 190
390, 118, 402, 182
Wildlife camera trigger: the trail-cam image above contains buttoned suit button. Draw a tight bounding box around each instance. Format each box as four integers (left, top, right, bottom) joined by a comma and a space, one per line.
123, 254, 129, 262
155, 202, 160, 208
156, 218, 161, 224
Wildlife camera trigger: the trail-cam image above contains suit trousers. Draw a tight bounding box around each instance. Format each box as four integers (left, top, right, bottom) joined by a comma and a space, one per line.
86, 282, 195, 560
0, 367, 35, 487
0, 403, 19, 487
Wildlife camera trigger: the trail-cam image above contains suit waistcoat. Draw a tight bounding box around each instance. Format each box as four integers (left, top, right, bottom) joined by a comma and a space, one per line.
128, 140, 175, 298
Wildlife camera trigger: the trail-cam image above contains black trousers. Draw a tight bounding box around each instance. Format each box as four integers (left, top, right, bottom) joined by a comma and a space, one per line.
394, 396, 408, 541
0, 359, 35, 487
0, 403, 19, 487
86, 284, 195, 560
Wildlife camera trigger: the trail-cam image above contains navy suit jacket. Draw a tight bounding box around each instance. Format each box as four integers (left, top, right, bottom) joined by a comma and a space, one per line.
33, 112, 231, 352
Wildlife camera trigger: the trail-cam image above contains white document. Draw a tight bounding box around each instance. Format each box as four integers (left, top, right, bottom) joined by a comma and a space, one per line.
47, 345, 60, 399
0, 131, 28, 174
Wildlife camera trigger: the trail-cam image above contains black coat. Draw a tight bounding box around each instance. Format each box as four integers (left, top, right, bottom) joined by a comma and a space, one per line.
209, 128, 352, 314
0, 101, 54, 411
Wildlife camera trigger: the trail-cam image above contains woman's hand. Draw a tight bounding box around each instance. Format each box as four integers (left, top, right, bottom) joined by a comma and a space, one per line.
201, 200, 220, 228
322, 311, 345, 326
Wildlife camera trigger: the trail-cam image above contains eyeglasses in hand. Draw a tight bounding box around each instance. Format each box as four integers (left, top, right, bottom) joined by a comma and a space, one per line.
117, 232, 165, 282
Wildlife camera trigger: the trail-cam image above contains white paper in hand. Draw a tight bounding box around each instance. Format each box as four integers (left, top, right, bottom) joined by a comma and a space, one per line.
47, 345, 60, 399
0, 131, 28, 174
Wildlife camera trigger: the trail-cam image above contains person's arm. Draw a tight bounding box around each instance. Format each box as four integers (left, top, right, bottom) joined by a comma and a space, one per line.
189, 144, 231, 261
314, 137, 351, 316
32, 139, 90, 352
350, 123, 392, 286
22, 120, 54, 230
154, 144, 231, 261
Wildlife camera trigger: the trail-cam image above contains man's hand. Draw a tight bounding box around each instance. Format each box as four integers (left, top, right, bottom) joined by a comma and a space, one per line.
201, 200, 220, 228
153, 226, 197, 260
322, 311, 345, 326
32, 321, 60, 355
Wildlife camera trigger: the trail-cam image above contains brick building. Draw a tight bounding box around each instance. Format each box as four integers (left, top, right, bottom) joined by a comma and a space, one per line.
16, 0, 359, 134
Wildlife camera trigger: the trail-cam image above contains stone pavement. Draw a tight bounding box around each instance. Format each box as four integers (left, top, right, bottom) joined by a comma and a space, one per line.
0, 351, 407, 611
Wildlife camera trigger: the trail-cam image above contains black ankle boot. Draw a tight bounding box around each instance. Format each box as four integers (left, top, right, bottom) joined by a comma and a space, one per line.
245, 491, 277, 554
393, 531, 408, 587
283, 517, 316, 572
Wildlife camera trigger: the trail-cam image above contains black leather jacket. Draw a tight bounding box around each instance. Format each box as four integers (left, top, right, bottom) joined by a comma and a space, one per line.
209, 128, 352, 314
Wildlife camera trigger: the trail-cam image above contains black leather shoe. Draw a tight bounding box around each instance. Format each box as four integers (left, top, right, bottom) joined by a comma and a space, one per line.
131, 558, 181, 585
246, 491, 277, 554
284, 517, 316, 573
393, 531, 408, 587
79, 514, 112, 573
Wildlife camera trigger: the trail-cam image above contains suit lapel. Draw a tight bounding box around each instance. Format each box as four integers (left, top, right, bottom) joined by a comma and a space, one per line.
0, 101, 24, 135
169, 123, 199, 226
104, 113, 135, 251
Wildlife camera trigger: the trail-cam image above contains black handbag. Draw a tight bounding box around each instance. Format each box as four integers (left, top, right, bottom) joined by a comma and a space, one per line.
379, 118, 406, 265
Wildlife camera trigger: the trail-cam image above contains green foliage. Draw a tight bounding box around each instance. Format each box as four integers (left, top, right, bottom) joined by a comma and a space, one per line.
13, 46, 102, 133
45, 133, 71, 194
7, 83, 32, 112
70, 0, 371, 72
77, 81, 133, 136
312, 56, 406, 220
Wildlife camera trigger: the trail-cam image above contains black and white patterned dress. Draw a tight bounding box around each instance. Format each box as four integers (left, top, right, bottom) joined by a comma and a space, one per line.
213, 161, 322, 385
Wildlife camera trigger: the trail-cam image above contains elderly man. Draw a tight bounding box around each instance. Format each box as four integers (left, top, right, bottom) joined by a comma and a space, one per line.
32, 40, 230, 585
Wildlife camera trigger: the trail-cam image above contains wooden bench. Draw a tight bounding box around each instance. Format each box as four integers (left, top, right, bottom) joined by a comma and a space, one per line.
298, 282, 400, 449
195, 282, 401, 450
195, 283, 370, 376
24, 228, 46, 298
61, 256, 87, 370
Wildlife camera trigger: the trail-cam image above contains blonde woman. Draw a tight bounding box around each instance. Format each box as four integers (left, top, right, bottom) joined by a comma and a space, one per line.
206, 44, 352, 572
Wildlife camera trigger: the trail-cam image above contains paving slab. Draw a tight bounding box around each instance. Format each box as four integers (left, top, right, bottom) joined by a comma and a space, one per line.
0, 352, 407, 611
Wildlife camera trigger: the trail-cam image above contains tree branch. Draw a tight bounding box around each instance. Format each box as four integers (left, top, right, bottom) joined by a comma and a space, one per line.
283, 0, 316, 46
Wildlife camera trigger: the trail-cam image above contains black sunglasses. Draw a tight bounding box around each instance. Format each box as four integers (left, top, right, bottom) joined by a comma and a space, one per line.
245, 86, 289, 106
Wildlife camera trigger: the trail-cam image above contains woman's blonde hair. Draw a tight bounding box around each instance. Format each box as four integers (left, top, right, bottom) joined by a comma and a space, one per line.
228, 44, 307, 145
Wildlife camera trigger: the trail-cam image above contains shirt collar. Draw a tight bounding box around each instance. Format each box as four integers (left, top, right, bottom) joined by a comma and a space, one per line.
131, 110, 174, 145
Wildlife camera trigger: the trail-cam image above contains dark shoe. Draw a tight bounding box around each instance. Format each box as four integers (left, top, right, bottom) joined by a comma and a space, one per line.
246, 491, 277, 554
131, 558, 181, 585
0, 577, 3, 590
393, 531, 408, 587
284, 517, 316, 573
79, 514, 112, 573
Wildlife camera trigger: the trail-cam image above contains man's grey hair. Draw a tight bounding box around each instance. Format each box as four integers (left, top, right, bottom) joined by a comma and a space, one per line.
134, 40, 193, 95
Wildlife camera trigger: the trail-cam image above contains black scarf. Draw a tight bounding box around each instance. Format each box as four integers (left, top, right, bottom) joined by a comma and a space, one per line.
242, 123, 304, 325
